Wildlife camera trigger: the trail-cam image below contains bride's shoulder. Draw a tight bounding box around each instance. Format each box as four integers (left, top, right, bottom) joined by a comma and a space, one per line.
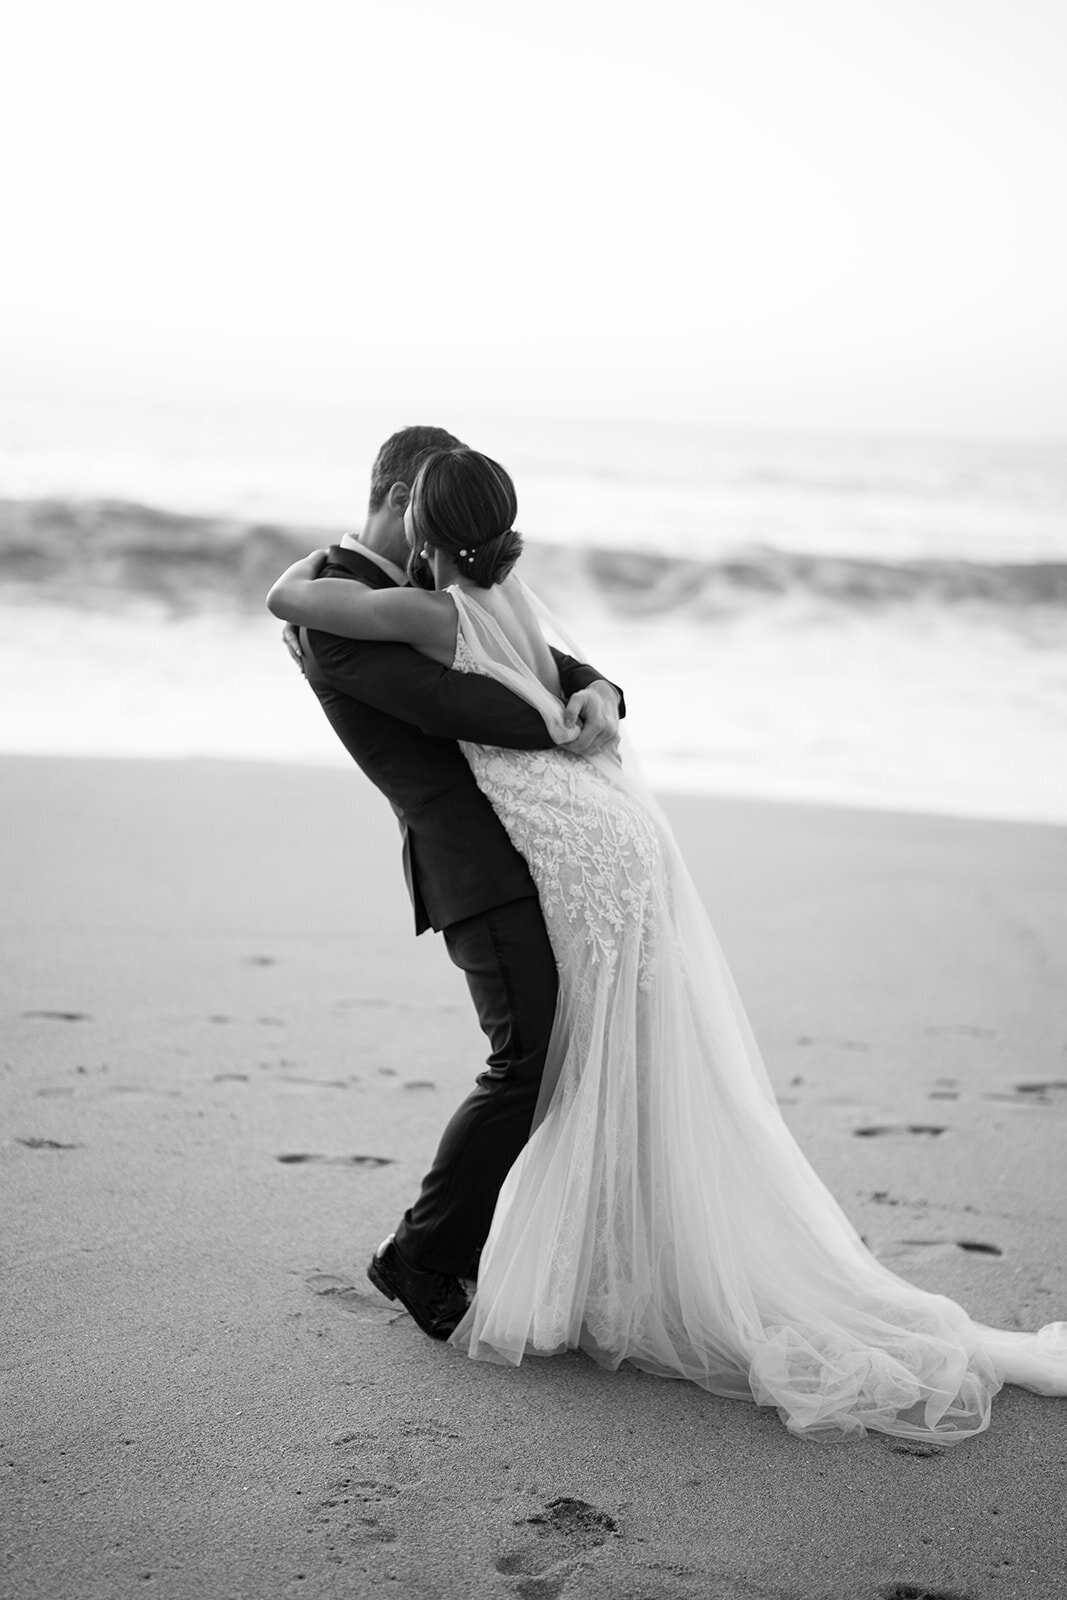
470, 575, 530, 625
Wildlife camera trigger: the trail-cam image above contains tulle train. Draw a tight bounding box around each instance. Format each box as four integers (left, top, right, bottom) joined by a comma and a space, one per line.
444, 583, 1067, 1443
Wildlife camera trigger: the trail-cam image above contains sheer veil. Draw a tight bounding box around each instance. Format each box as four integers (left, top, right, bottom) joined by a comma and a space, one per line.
446, 577, 1067, 1442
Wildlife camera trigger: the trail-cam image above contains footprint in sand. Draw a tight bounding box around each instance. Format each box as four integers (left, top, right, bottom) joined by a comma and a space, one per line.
397, 1417, 462, 1444
870, 1191, 981, 1218
853, 1124, 947, 1139
22, 1010, 89, 1022
246, 955, 275, 966
882, 1239, 1003, 1265
403, 1080, 436, 1092
16, 1136, 81, 1150
307, 1273, 407, 1325
277, 1152, 394, 1167
317, 1474, 402, 1548
887, 1441, 944, 1460
494, 1498, 620, 1596
983, 1080, 1067, 1106
327, 1472, 402, 1494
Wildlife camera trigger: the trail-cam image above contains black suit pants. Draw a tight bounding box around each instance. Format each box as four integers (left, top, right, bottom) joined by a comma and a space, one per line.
394, 895, 559, 1276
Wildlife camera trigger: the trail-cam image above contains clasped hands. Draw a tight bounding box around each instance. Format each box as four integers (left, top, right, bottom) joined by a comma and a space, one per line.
554, 681, 621, 756
282, 621, 619, 755
279, 557, 620, 759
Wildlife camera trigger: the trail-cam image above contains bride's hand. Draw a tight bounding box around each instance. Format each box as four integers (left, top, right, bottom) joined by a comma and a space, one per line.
561, 681, 621, 755
266, 549, 330, 624
281, 622, 305, 673
550, 718, 581, 747
293, 548, 329, 578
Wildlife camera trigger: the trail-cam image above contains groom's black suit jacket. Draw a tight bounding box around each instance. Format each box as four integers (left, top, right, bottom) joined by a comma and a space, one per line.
300, 545, 623, 935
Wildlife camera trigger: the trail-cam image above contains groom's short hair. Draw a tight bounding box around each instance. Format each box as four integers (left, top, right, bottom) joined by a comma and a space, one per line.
369, 426, 465, 511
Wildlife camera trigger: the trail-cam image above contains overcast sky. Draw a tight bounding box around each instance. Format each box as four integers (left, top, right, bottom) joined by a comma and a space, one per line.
2, 0, 1065, 437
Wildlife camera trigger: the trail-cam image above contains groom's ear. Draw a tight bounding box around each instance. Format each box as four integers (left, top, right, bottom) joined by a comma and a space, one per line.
385, 481, 410, 515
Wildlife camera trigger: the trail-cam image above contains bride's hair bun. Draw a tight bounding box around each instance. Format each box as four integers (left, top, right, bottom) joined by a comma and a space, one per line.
467, 527, 523, 586
411, 447, 524, 587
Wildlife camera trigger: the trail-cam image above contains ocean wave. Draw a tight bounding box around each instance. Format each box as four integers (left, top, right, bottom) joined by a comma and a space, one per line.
2, 496, 1065, 825
0, 496, 315, 613
1, 496, 1065, 619
566, 546, 1067, 613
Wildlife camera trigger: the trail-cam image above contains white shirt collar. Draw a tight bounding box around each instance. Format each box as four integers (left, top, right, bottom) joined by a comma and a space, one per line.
338, 532, 408, 586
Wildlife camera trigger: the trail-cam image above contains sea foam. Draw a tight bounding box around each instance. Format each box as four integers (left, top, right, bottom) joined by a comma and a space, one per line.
2, 401, 1065, 825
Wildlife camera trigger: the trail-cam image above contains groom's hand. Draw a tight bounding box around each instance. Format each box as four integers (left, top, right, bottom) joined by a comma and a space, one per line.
563, 680, 621, 754
282, 623, 305, 674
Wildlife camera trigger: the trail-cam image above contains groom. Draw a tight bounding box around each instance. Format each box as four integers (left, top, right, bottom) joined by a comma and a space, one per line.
286, 425, 623, 1340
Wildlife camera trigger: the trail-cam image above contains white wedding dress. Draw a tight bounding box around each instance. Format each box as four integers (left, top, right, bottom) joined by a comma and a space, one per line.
445, 581, 1066, 1443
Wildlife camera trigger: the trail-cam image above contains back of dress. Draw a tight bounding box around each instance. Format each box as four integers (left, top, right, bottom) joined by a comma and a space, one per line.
446, 580, 1067, 1444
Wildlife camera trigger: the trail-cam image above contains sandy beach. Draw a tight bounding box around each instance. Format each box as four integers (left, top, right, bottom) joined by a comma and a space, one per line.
3, 754, 1066, 1600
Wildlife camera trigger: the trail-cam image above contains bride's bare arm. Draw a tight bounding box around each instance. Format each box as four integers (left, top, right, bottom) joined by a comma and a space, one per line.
266, 551, 457, 665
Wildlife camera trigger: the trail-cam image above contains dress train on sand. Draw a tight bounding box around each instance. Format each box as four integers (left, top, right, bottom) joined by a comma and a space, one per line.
444, 582, 1067, 1442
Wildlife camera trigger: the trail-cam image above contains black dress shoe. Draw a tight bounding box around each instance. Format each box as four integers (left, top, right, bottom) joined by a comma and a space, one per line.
366, 1235, 470, 1341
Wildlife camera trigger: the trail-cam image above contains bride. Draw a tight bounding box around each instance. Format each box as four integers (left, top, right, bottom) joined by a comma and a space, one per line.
267, 444, 1066, 1444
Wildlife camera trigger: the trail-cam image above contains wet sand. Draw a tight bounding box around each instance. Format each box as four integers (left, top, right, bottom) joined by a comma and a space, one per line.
3, 755, 1066, 1599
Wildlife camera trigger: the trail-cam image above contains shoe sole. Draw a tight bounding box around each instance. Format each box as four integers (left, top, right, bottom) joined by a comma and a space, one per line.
366, 1253, 457, 1341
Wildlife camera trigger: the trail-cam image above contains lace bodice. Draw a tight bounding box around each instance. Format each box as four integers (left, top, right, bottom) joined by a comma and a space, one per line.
452, 628, 663, 989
